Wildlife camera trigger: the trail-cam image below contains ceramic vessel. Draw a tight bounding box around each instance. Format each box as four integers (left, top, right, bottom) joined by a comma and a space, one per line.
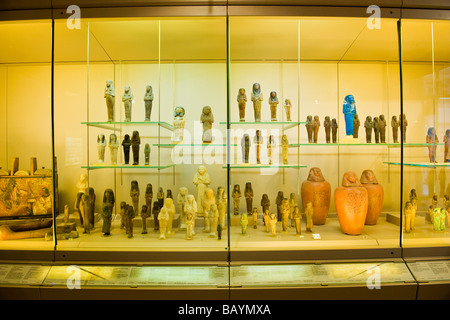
301, 167, 331, 225
334, 171, 368, 235
360, 170, 384, 225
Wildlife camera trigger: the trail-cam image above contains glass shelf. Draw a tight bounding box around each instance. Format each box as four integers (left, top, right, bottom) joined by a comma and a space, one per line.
291, 143, 445, 147
220, 121, 306, 130
224, 164, 307, 169
82, 164, 176, 170
384, 162, 450, 168
81, 121, 174, 131
154, 143, 237, 148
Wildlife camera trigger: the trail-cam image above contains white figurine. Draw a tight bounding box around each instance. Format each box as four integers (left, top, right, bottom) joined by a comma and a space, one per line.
201, 188, 216, 233
193, 165, 211, 216
177, 187, 188, 231
185, 194, 197, 239
108, 133, 119, 164
173, 106, 185, 143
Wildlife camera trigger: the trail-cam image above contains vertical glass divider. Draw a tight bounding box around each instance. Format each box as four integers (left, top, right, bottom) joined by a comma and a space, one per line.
226, 13, 231, 289
397, 19, 404, 248
86, 22, 90, 185
431, 22, 437, 189
51, 17, 57, 250
158, 20, 161, 189
297, 19, 301, 194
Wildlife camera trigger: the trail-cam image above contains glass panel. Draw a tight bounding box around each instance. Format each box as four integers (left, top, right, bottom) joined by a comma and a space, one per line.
53, 17, 228, 263
0, 20, 54, 252
228, 16, 401, 261
401, 20, 450, 249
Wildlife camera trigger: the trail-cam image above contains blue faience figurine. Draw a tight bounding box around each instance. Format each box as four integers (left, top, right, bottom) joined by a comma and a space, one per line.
343, 94, 357, 136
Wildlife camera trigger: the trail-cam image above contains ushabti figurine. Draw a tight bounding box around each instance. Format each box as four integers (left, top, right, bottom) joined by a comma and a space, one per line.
164, 197, 176, 235
209, 204, 219, 238
401, 114, 408, 142
173, 106, 185, 143
343, 94, 357, 136
130, 180, 140, 214
444, 129, 450, 163
240, 212, 248, 235
267, 135, 276, 165
144, 143, 151, 165
125, 204, 135, 238
252, 207, 258, 229
353, 114, 360, 139
232, 184, 241, 215
373, 117, 380, 143
281, 135, 289, 164
216, 186, 227, 229
276, 191, 284, 221
177, 187, 188, 230
269, 212, 277, 237
122, 134, 131, 164
109, 133, 119, 164
201, 188, 216, 233
145, 184, 153, 214
426, 127, 439, 163
104, 80, 115, 122
244, 182, 253, 215
281, 198, 290, 232
293, 207, 302, 235
237, 88, 247, 122
261, 194, 270, 214
193, 165, 211, 215
251, 83, 263, 122
185, 195, 197, 239
305, 115, 313, 143
263, 210, 271, 232
284, 99, 292, 121
201, 106, 214, 143
97, 134, 106, 163
122, 86, 133, 122
312, 116, 320, 143
364, 116, 373, 143
289, 192, 298, 227
269, 91, 279, 121
158, 199, 172, 239
254, 130, 263, 164
305, 201, 314, 232
379, 115, 387, 143
140, 205, 150, 234
241, 134, 251, 164
131, 130, 141, 165
152, 201, 160, 231
332, 118, 338, 143
101, 189, 115, 236
391, 116, 400, 143
144, 85, 153, 121
324, 116, 331, 144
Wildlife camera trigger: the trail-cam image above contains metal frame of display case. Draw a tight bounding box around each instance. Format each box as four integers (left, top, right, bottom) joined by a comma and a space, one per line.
0, 1, 448, 267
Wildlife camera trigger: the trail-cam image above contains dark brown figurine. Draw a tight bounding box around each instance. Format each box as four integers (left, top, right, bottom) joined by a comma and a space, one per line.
254, 130, 263, 164
101, 189, 115, 236
353, 114, 360, 139
130, 180, 140, 214
332, 118, 338, 143
244, 182, 253, 215
391, 116, 400, 143
401, 114, 408, 142
305, 115, 313, 143
379, 115, 387, 143
145, 184, 153, 212
140, 205, 150, 234
131, 130, 141, 165
232, 184, 241, 215
119, 201, 126, 230
324, 116, 331, 144
122, 134, 131, 164
261, 194, 270, 215
152, 201, 160, 231
241, 134, 250, 163
364, 116, 373, 143
87, 187, 96, 229
276, 191, 284, 221
125, 204, 135, 238
373, 117, 380, 143
312, 115, 320, 143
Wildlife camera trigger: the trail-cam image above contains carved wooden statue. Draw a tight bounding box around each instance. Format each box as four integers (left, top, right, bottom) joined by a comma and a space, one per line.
244, 182, 253, 214
131, 130, 140, 165
140, 205, 150, 234
312, 116, 320, 143
305, 115, 313, 143
126, 204, 135, 238
261, 194, 270, 214
122, 134, 131, 164
241, 134, 251, 164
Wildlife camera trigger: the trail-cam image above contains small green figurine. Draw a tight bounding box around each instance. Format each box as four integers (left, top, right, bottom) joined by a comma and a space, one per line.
432, 208, 446, 231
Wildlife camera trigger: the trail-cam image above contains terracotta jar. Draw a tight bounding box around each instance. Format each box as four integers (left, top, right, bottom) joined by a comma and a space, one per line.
301, 167, 331, 225
334, 171, 368, 235
360, 170, 384, 225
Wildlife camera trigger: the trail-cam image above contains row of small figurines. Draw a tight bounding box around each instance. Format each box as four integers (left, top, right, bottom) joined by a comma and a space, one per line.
96, 131, 150, 165
404, 189, 450, 233
425, 128, 450, 163
305, 114, 408, 144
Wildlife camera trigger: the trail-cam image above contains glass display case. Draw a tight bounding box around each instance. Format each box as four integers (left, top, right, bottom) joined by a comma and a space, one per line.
0, 2, 448, 293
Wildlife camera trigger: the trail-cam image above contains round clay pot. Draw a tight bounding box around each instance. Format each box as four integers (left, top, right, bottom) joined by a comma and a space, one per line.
301, 167, 331, 225
360, 170, 384, 225
334, 171, 368, 235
